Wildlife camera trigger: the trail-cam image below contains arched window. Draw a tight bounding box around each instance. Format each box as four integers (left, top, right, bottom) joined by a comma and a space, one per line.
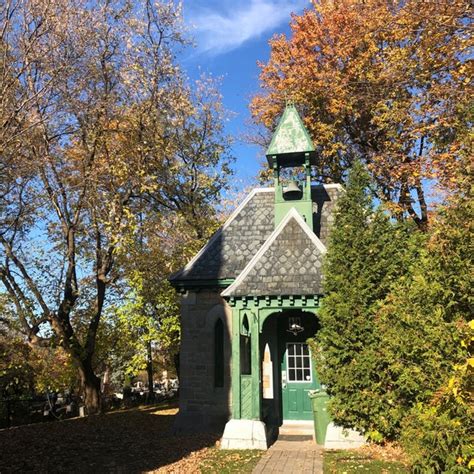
240, 314, 251, 375
262, 343, 273, 399
214, 318, 224, 388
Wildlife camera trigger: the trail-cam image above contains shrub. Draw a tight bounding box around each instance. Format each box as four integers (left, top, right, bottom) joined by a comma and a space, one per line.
401, 332, 473, 473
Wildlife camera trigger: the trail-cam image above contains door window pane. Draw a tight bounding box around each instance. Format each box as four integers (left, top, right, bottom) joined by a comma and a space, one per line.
286, 343, 312, 383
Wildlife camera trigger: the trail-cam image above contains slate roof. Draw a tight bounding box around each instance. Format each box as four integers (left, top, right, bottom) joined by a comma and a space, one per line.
222, 209, 326, 297
169, 184, 344, 287
169, 189, 275, 282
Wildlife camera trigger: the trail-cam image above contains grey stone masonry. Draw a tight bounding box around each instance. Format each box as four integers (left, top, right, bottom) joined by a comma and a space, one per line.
174, 290, 233, 431
226, 216, 325, 297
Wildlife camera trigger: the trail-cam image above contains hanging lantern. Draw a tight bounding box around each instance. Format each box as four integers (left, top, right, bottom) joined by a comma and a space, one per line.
287, 316, 304, 336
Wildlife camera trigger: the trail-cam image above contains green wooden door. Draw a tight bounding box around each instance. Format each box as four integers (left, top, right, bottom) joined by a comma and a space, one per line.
281, 342, 319, 420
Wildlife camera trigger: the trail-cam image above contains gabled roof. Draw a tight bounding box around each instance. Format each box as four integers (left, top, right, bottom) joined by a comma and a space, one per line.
266, 104, 315, 161
169, 188, 274, 283
169, 184, 344, 287
222, 208, 326, 297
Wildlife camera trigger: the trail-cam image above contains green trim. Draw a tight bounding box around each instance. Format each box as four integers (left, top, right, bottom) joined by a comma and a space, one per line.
250, 309, 261, 420
274, 152, 313, 228
227, 294, 322, 310
229, 296, 322, 421
170, 278, 235, 291
240, 375, 253, 419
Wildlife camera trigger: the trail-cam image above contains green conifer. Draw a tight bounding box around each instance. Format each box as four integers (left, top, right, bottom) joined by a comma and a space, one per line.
313, 161, 419, 440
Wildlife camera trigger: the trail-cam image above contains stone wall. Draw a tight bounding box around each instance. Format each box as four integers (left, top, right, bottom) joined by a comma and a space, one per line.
174, 289, 233, 432
312, 184, 344, 246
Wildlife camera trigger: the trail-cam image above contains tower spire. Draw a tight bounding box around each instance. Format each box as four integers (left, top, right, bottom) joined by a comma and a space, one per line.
266, 103, 315, 229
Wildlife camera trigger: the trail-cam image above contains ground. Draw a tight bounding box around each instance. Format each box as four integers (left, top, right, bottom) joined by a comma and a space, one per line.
0, 402, 409, 473
324, 445, 409, 473
0, 402, 262, 473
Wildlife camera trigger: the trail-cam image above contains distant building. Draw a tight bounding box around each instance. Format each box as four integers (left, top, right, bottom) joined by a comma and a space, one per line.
170, 105, 344, 448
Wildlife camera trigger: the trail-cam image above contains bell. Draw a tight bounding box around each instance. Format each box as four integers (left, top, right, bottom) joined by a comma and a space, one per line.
283, 180, 302, 199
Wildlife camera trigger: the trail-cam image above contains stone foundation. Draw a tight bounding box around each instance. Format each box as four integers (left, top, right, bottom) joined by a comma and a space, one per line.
324, 423, 367, 449
221, 420, 269, 450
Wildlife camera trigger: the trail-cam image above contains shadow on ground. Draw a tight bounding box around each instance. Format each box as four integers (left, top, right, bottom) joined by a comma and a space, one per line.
0, 403, 221, 473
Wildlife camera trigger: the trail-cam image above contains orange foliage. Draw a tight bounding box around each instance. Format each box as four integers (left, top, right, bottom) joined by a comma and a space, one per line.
251, 0, 472, 226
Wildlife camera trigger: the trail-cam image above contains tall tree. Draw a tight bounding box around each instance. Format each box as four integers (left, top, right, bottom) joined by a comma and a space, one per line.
379, 163, 473, 469
312, 161, 420, 439
111, 78, 231, 399
251, 0, 472, 227
0, 0, 232, 413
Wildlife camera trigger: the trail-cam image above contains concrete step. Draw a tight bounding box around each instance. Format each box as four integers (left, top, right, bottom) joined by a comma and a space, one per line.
279, 421, 314, 436
278, 434, 313, 442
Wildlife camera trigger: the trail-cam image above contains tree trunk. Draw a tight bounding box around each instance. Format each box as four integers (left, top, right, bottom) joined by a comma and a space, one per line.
78, 359, 102, 415
173, 351, 180, 380
146, 340, 154, 403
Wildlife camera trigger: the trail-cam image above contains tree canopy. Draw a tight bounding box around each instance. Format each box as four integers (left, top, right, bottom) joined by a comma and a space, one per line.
0, 0, 233, 413
251, 0, 472, 227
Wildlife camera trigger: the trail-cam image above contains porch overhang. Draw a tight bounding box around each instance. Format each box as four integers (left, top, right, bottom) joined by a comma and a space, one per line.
225, 294, 322, 331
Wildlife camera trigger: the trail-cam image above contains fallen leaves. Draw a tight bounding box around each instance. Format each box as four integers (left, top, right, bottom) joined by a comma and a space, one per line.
0, 403, 220, 473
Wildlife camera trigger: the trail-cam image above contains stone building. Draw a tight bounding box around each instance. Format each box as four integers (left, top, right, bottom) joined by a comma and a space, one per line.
169, 104, 345, 448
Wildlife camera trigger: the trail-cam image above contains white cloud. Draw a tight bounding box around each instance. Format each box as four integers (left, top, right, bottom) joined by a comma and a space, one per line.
189, 0, 309, 55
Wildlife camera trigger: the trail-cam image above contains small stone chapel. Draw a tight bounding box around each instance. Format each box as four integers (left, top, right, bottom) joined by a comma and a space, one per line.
169, 104, 345, 449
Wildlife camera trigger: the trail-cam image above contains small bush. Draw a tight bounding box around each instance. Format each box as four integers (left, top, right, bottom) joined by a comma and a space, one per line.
401, 326, 473, 473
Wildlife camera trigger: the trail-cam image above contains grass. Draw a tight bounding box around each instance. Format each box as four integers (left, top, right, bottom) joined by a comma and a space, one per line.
199, 449, 264, 473
324, 449, 410, 473
0, 401, 265, 473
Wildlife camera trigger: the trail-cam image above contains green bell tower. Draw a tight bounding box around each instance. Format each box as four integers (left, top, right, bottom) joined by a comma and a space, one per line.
266, 103, 316, 229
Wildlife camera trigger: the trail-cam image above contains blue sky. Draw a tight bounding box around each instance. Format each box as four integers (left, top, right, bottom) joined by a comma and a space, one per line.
181, 0, 310, 189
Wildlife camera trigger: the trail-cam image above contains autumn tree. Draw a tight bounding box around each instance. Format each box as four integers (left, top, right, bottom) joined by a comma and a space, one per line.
0, 0, 232, 413
251, 0, 472, 227
379, 162, 473, 470
108, 77, 230, 399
